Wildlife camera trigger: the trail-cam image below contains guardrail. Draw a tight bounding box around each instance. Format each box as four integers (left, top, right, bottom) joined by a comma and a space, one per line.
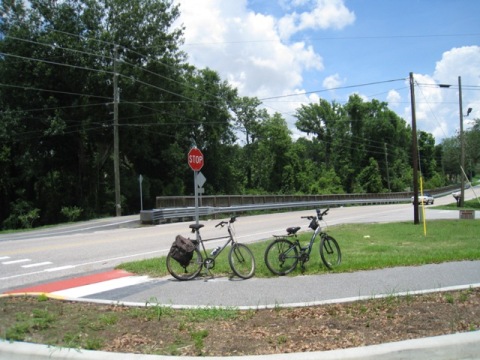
140, 197, 412, 224
140, 185, 461, 224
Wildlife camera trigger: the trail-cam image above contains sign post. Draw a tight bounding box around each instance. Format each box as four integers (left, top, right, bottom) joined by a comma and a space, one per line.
188, 148, 204, 227
138, 174, 143, 211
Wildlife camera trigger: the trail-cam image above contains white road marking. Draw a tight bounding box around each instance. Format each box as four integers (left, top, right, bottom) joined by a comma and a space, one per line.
52, 276, 151, 298
21, 262, 53, 268
2, 259, 31, 265
45, 265, 76, 272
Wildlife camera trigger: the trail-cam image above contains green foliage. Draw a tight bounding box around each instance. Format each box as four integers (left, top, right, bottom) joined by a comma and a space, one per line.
2, 199, 40, 229
60, 206, 83, 222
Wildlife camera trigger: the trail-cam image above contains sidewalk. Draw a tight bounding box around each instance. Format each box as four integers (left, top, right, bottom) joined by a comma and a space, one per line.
2, 261, 480, 359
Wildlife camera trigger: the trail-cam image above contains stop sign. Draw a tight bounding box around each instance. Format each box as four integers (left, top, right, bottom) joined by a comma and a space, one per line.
188, 147, 204, 171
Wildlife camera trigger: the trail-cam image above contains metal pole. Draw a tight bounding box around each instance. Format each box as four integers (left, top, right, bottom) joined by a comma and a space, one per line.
139, 174, 143, 211
458, 76, 465, 208
113, 45, 121, 216
410, 72, 419, 224
194, 171, 199, 241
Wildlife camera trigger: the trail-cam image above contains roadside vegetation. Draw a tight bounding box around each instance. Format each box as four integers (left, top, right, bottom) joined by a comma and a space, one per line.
435, 197, 480, 211
2, 288, 478, 356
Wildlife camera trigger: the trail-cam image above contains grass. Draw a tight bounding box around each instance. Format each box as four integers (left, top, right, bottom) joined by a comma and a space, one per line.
117, 218, 480, 278
435, 197, 480, 211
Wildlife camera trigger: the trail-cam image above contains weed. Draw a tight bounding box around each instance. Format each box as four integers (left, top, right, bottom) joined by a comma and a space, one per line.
277, 334, 288, 344
445, 293, 455, 304
85, 337, 103, 350
37, 294, 49, 302
190, 329, 208, 354
99, 313, 118, 326
145, 297, 174, 320
63, 333, 82, 348
184, 307, 239, 322
458, 291, 470, 303
178, 321, 187, 331
5, 323, 30, 341
31, 309, 56, 330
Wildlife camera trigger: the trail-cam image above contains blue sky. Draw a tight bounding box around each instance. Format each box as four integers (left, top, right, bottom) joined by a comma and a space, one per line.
174, 0, 480, 142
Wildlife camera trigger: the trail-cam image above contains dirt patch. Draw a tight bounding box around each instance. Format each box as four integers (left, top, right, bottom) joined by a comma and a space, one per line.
1, 288, 479, 356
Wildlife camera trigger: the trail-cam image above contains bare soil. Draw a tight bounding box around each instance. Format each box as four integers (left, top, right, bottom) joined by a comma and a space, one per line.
1, 288, 479, 356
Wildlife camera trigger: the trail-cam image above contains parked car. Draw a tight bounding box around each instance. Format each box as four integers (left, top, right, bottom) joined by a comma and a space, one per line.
411, 193, 434, 205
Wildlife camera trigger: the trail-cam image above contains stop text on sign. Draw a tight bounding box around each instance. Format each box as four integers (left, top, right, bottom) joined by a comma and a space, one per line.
188, 148, 204, 171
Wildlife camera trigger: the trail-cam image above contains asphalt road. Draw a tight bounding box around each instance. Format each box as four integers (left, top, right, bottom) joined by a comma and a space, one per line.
1, 188, 478, 295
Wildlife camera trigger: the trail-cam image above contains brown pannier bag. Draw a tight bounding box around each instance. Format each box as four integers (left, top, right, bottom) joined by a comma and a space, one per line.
169, 235, 195, 266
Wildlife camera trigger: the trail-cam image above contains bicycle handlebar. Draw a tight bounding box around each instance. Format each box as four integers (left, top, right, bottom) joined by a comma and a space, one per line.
215, 216, 237, 228
301, 208, 329, 221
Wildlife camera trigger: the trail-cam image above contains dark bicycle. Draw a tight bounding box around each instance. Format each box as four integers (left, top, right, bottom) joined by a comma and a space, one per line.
166, 216, 256, 280
264, 208, 341, 275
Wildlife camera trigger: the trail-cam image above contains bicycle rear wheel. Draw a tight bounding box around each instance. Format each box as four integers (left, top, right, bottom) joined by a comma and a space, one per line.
166, 248, 203, 280
320, 235, 341, 270
264, 238, 298, 275
228, 243, 255, 279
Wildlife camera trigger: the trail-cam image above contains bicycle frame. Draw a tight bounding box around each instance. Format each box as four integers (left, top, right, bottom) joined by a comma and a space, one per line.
191, 217, 237, 262
264, 208, 340, 275
285, 213, 324, 258
167, 216, 256, 280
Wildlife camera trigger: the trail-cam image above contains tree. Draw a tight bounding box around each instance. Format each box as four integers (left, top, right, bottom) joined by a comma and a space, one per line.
231, 96, 268, 189
465, 118, 480, 179
0, 0, 187, 226
441, 137, 460, 183
295, 99, 342, 168
356, 157, 383, 193
417, 131, 437, 181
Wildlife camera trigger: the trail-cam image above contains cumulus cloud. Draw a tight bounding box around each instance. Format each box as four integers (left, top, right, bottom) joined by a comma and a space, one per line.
175, 0, 325, 100
386, 90, 401, 107
323, 73, 344, 90
403, 46, 480, 142
278, 0, 355, 40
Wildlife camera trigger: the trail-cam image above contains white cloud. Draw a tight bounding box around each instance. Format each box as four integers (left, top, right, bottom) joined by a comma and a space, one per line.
278, 0, 355, 40
403, 46, 480, 142
322, 73, 344, 90
386, 90, 401, 107
175, 0, 324, 100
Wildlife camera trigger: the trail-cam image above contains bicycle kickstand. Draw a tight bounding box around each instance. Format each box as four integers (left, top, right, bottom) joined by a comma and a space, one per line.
202, 261, 215, 281
300, 260, 306, 273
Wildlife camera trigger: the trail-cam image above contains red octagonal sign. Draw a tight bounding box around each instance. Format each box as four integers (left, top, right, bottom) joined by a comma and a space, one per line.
188, 147, 204, 171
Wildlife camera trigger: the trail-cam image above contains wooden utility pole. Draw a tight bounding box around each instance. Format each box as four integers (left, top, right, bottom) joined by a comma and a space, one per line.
409, 72, 419, 224
458, 76, 465, 208
113, 46, 121, 216
384, 143, 390, 192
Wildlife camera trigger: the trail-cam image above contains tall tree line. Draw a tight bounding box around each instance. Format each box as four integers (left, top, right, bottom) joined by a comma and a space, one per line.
0, 0, 475, 229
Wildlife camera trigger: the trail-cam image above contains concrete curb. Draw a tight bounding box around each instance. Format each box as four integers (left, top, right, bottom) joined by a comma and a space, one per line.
1, 331, 479, 360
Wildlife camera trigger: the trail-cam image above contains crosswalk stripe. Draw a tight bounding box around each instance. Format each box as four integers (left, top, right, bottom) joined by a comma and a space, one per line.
52, 276, 151, 298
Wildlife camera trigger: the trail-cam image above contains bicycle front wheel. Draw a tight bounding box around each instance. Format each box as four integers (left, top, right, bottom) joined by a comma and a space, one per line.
264, 238, 298, 275
166, 248, 203, 280
228, 243, 256, 279
320, 235, 341, 270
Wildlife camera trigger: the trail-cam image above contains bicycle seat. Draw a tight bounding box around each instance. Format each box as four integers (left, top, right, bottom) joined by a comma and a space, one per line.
286, 226, 301, 235
189, 224, 204, 231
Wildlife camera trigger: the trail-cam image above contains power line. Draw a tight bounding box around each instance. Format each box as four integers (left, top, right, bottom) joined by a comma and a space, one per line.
259, 78, 406, 100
